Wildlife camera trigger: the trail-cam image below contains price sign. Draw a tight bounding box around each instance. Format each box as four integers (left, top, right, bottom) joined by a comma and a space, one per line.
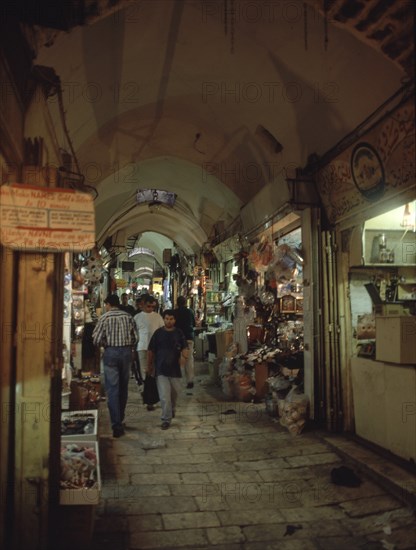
0, 184, 96, 253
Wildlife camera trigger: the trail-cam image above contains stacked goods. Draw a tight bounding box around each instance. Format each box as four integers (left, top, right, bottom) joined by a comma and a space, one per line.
279, 387, 309, 435
237, 372, 255, 402
61, 413, 95, 437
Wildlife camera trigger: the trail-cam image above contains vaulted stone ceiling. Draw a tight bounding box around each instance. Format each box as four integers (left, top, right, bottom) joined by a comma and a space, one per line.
28, 0, 413, 270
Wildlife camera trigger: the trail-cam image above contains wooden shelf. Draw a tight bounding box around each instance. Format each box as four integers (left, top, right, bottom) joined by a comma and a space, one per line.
350, 264, 416, 269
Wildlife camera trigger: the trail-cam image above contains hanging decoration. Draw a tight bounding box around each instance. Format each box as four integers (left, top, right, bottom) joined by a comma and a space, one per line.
224, 0, 228, 37
269, 244, 303, 283
224, 0, 235, 54
303, 2, 308, 51
79, 248, 104, 285
248, 236, 274, 270
230, 0, 235, 54
323, 0, 329, 51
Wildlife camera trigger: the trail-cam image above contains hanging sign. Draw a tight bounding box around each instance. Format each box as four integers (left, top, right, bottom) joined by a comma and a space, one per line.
0, 184, 95, 253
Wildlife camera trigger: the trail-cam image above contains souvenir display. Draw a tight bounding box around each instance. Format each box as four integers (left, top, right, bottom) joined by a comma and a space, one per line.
209, 225, 308, 434
60, 443, 98, 490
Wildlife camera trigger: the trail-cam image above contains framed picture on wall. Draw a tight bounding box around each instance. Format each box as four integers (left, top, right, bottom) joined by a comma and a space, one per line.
280, 294, 296, 313
350, 142, 385, 200
295, 298, 303, 312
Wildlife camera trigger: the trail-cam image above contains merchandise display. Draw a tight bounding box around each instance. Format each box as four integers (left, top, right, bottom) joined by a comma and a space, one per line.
278, 387, 309, 435
206, 224, 310, 434
69, 375, 101, 410
60, 441, 101, 505
61, 410, 98, 440
59, 250, 105, 509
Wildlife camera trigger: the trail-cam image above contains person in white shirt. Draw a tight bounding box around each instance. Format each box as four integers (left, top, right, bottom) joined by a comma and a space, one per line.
134, 295, 164, 396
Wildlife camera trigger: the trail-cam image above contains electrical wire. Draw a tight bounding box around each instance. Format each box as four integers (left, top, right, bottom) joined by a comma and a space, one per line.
33, 66, 99, 200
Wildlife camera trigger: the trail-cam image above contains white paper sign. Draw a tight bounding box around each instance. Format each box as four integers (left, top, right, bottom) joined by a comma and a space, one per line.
0, 184, 96, 253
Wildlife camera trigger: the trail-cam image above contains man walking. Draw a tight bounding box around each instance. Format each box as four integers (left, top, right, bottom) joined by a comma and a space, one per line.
174, 296, 196, 388
134, 295, 164, 381
147, 310, 188, 430
93, 294, 137, 438
119, 292, 136, 316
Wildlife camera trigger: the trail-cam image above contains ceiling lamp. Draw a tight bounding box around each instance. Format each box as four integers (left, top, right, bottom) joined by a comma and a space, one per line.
137, 188, 177, 211
401, 202, 415, 231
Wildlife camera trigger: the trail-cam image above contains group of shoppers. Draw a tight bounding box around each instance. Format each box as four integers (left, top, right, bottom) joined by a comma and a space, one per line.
92, 293, 195, 437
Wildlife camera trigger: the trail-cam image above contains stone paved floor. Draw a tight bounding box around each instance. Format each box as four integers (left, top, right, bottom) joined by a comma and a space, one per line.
91, 363, 416, 550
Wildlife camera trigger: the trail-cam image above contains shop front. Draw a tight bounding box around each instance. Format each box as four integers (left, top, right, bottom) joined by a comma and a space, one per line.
348, 201, 415, 462
315, 94, 415, 461
203, 204, 321, 433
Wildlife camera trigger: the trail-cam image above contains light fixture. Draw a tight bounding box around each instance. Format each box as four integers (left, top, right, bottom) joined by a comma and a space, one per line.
401, 202, 415, 231
137, 188, 177, 207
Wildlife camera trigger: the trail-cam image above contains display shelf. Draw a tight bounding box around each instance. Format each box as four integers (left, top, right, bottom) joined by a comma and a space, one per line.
205, 290, 226, 324
60, 440, 101, 505
350, 265, 402, 270
205, 290, 225, 302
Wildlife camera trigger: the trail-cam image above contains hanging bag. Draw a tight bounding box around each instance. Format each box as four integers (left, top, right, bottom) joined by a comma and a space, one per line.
142, 375, 160, 405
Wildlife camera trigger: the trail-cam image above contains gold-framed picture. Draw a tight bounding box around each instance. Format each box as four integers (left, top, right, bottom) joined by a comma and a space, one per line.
280, 294, 296, 313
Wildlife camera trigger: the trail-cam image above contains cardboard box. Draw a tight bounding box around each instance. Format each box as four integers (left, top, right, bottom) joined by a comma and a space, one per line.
60, 440, 101, 505
255, 362, 269, 399
376, 316, 416, 364
61, 410, 98, 441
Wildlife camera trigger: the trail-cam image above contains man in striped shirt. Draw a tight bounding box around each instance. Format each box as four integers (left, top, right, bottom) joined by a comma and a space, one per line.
93, 294, 138, 437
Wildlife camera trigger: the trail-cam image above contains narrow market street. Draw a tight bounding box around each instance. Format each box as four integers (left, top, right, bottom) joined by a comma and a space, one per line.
89, 362, 416, 550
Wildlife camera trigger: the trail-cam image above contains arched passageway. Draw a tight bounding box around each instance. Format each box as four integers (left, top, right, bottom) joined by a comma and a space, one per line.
0, 1, 414, 549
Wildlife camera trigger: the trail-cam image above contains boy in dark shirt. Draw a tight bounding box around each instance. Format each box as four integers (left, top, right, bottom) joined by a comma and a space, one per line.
147, 310, 188, 429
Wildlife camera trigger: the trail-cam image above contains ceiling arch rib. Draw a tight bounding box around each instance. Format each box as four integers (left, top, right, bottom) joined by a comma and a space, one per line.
110, 232, 175, 276
93, 156, 243, 239
128, 232, 175, 267
94, 156, 241, 255
108, 205, 207, 257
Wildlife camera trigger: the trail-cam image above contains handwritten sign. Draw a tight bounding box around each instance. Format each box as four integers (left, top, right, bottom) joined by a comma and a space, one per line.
0, 184, 96, 252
